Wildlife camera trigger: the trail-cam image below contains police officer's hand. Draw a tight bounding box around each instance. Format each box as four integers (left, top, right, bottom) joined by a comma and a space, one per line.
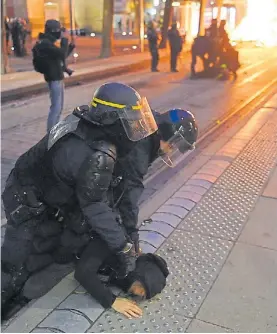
112, 297, 143, 319
116, 243, 137, 279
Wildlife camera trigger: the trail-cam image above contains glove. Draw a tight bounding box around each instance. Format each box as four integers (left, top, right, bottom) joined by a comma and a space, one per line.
129, 231, 142, 256
116, 243, 137, 279
134, 240, 142, 256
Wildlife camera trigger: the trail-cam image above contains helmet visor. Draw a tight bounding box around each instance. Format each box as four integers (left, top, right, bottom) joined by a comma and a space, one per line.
119, 97, 158, 141
158, 129, 195, 168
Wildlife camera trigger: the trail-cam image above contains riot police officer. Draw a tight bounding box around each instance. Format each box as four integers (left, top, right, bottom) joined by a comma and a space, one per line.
168, 22, 183, 72
113, 108, 198, 253
1, 82, 158, 315
147, 21, 160, 72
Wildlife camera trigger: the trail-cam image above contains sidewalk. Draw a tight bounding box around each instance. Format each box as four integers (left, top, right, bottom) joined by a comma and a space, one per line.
7, 36, 149, 73
2, 93, 277, 333
1, 48, 171, 102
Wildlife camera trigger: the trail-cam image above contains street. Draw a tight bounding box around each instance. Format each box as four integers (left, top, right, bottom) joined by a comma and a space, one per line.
2, 46, 276, 156
1, 45, 277, 333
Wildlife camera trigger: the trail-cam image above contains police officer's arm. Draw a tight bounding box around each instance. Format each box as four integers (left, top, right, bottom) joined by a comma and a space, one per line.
116, 139, 152, 242
75, 151, 127, 252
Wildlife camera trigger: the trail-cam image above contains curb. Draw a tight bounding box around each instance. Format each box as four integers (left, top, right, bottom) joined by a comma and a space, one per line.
1, 51, 170, 103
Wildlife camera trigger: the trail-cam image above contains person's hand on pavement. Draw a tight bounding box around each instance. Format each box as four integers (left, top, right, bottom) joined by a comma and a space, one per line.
112, 297, 143, 319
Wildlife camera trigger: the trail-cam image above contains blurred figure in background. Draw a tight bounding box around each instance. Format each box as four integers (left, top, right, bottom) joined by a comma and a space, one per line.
32, 20, 75, 132
167, 22, 183, 72
147, 21, 160, 72
4, 17, 11, 54
218, 20, 230, 50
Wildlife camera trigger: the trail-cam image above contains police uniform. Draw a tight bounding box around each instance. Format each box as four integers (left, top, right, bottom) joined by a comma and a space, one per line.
1, 82, 158, 315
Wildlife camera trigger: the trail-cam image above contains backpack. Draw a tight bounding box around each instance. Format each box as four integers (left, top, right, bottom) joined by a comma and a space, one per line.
32, 41, 49, 74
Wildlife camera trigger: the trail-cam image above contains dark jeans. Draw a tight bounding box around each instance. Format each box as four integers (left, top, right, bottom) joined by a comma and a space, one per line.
170, 49, 179, 71
150, 47, 159, 71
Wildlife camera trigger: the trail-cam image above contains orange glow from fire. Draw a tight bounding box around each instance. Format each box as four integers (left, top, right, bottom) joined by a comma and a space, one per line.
231, 0, 277, 46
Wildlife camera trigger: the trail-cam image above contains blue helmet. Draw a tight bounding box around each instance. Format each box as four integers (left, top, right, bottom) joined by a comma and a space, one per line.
155, 108, 198, 153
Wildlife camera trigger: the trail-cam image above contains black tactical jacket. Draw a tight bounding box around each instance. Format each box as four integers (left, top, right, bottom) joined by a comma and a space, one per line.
5, 111, 129, 252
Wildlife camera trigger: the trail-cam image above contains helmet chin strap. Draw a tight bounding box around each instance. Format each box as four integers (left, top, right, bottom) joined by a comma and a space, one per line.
161, 155, 175, 168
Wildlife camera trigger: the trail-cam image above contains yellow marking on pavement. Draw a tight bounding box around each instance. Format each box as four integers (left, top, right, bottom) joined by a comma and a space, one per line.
237, 69, 268, 87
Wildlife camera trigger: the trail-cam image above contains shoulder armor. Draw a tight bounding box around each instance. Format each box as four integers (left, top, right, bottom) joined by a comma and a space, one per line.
88, 140, 117, 161
48, 114, 80, 150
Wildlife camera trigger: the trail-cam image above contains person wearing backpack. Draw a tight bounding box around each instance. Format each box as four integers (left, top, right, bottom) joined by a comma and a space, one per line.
32, 19, 75, 132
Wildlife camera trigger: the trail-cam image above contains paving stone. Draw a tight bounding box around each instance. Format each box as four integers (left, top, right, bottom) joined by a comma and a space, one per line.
172, 191, 202, 203
150, 212, 181, 228
58, 293, 104, 322
186, 179, 213, 190
32, 328, 59, 333
196, 167, 225, 178
4, 277, 79, 333
201, 159, 230, 171
215, 138, 248, 159
139, 221, 174, 237
39, 309, 91, 333
166, 198, 195, 211
139, 241, 156, 253
239, 197, 277, 251
89, 308, 190, 333
197, 243, 277, 332
190, 173, 218, 183
187, 319, 233, 333
179, 184, 208, 196
139, 230, 165, 248
263, 166, 277, 199
156, 204, 189, 219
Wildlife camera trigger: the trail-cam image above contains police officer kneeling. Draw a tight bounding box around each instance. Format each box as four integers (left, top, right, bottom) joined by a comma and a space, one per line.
1, 82, 158, 316
113, 108, 198, 253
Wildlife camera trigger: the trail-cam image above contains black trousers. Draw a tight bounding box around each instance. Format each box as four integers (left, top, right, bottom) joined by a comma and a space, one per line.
170, 50, 179, 71
150, 47, 159, 71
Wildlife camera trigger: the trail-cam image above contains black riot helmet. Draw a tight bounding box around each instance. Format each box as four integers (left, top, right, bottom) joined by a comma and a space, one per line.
44, 19, 62, 40
154, 108, 198, 167
84, 82, 158, 142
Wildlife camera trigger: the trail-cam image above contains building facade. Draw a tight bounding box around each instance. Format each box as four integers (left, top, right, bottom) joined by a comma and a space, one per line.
5, 0, 247, 39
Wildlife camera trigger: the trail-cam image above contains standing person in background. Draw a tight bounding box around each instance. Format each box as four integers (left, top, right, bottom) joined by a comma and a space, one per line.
5, 17, 11, 54
167, 22, 183, 72
32, 20, 75, 132
147, 21, 160, 72
218, 20, 230, 50
118, 19, 122, 33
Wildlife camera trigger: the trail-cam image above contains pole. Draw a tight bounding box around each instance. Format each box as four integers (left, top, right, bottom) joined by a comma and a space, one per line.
198, 0, 207, 36
100, 0, 114, 58
138, 0, 144, 52
216, 0, 223, 24
69, 0, 75, 42
1, 0, 10, 74
159, 0, 173, 49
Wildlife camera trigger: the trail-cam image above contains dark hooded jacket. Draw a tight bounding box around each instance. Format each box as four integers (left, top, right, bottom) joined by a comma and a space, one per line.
32, 32, 73, 82
74, 235, 169, 309
116, 253, 169, 299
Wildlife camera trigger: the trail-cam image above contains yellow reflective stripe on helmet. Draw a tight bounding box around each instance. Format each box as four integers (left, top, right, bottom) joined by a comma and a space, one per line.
92, 97, 141, 110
